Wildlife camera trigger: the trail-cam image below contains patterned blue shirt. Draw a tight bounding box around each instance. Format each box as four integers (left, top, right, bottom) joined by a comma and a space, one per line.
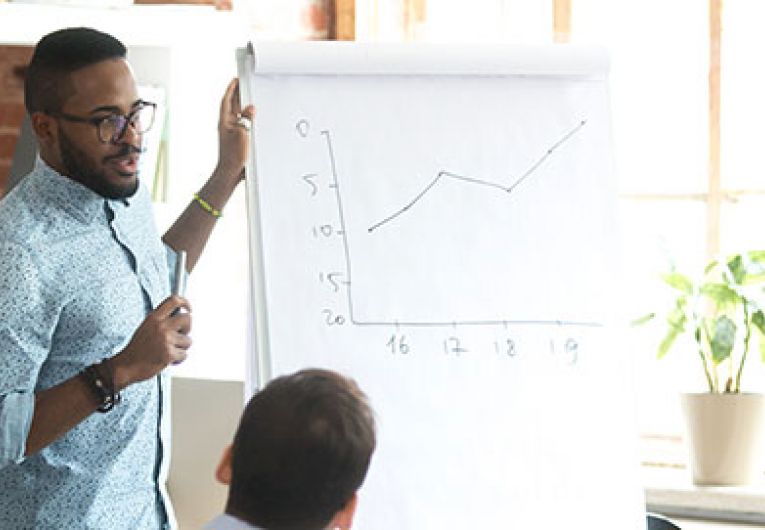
0, 159, 176, 529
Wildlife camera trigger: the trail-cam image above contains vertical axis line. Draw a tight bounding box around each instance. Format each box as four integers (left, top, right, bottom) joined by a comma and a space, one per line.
321, 130, 357, 324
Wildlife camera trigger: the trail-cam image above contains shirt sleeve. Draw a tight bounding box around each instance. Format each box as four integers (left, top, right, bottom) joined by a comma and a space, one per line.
0, 392, 34, 466
0, 242, 57, 468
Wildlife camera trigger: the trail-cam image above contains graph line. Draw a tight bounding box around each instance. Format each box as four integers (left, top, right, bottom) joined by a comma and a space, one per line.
368, 119, 588, 233
319, 121, 602, 329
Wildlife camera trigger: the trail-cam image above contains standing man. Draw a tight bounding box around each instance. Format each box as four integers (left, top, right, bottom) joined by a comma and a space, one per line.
206, 369, 376, 530
0, 27, 253, 529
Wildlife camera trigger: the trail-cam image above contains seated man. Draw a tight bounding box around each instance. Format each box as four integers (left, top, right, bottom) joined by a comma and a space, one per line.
206, 369, 376, 530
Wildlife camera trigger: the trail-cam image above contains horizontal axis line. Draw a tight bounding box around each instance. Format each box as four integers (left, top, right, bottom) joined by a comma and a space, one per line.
348, 318, 602, 328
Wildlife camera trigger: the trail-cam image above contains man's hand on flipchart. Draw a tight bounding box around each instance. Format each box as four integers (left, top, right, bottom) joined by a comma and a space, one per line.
111, 296, 192, 390
215, 78, 256, 184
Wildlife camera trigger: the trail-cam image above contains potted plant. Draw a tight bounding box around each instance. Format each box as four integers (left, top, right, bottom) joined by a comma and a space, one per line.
639, 250, 765, 485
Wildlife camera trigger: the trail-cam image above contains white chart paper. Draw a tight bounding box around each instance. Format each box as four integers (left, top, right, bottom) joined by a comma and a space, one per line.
239, 42, 644, 530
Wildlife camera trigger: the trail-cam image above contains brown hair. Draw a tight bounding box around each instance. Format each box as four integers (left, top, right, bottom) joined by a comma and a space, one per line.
227, 369, 376, 529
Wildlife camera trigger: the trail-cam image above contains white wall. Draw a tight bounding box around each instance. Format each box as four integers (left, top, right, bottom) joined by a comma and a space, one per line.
169, 377, 244, 529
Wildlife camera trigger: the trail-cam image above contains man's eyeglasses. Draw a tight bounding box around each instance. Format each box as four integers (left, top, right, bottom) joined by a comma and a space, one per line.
50, 102, 157, 144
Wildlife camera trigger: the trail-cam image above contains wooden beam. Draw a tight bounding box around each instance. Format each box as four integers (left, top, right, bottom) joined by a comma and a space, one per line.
553, 0, 572, 43
331, 0, 356, 41
707, 0, 722, 259
403, 0, 427, 40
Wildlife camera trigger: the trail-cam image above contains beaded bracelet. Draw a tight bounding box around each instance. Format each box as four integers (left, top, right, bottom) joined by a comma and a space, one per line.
193, 193, 223, 219
81, 359, 121, 413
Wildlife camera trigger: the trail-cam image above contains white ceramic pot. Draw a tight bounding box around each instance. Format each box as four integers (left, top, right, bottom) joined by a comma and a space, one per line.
681, 392, 765, 485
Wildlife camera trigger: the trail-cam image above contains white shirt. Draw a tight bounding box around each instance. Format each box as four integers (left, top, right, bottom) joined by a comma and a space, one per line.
204, 513, 264, 530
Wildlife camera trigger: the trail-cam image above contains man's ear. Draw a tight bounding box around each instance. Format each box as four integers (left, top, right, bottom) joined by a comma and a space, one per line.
30, 112, 57, 146
215, 444, 233, 485
327, 492, 358, 530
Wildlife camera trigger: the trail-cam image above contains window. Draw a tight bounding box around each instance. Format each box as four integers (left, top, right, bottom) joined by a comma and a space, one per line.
572, 0, 712, 464
351, 0, 765, 470
575, 0, 765, 470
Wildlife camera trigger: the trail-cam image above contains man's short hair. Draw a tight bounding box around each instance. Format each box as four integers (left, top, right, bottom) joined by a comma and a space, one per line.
24, 27, 127, 114
228, 369, 376, 529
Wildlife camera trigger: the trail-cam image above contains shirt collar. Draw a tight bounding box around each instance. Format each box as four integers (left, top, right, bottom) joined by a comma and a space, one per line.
32, 157, 132, 224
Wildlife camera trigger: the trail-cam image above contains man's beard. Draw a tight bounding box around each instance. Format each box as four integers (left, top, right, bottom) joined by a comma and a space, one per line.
59, 130, 140, 200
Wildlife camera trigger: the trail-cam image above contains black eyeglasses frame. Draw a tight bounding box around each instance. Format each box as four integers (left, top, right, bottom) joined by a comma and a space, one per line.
49, 101, 157, 144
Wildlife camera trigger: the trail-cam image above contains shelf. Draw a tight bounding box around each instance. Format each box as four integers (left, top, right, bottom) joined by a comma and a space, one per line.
644, 466, 765, 525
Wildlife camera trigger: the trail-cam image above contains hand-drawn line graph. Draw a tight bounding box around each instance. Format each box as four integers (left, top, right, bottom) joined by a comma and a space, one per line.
367, 119, 588, 233
306, 118, 603, 329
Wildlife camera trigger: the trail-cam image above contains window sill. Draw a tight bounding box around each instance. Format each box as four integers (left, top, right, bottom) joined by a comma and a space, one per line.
644, 465, 765, 525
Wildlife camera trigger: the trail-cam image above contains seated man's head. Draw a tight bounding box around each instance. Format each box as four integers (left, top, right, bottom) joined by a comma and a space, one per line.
216, 369, 376, 530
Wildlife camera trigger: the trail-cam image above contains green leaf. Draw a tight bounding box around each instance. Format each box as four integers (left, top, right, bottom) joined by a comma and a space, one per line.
661, 272, 693, 295
666, 302, 687, 329
728, 251, 765, 285
710, 315, 736, 364
746, 250, 765, 265
700, 283, 739, 306
658, 326, 682, 359
631, 313, 655, 326
727, 254, 746, 284
742, 263, 765, 285
751, 311, 765, 363
753, 310, 765, 336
